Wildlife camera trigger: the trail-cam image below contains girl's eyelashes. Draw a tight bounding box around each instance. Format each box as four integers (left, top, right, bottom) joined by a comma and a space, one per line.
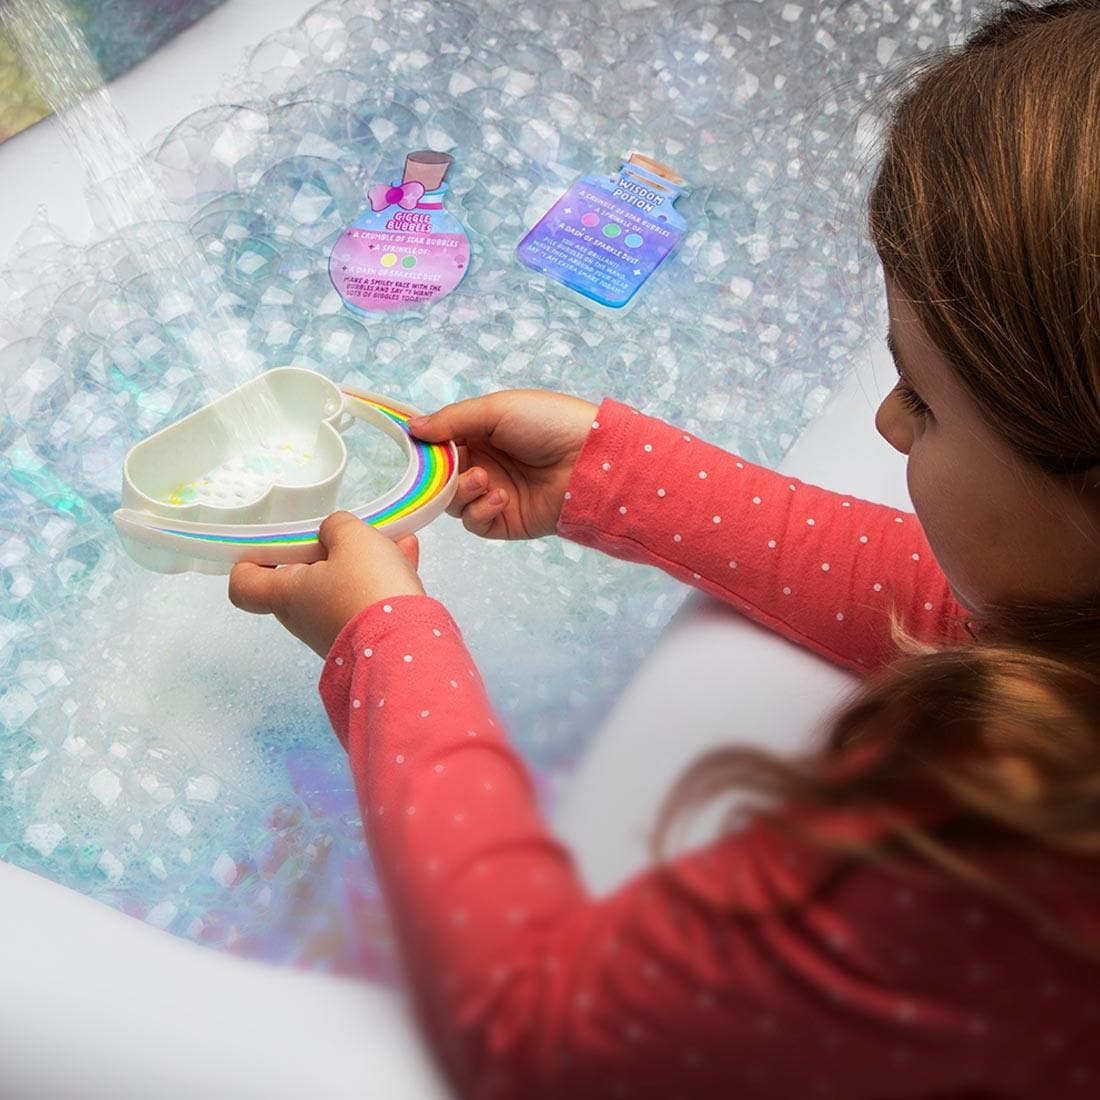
895, 379, 931, 418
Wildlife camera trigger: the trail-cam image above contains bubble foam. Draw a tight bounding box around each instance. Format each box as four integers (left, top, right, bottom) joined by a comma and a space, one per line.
0, 0, 980, 978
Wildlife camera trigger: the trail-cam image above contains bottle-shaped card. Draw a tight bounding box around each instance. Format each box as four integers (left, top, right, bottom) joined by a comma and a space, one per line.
516, 153, 688, 311
330, 150, 470, 314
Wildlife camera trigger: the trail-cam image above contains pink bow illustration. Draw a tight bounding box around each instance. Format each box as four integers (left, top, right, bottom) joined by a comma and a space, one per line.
368, 181, 426, 212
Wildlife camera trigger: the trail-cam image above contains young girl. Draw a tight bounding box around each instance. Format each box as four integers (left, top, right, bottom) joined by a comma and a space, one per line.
229, 2, 1100, 1095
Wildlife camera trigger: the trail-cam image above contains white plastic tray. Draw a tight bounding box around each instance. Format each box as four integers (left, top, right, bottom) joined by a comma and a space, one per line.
113, 366, 459, 574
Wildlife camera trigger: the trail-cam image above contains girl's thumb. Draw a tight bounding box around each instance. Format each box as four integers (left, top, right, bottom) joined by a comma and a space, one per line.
406, 411, 444, 440
407, 395, 498, 443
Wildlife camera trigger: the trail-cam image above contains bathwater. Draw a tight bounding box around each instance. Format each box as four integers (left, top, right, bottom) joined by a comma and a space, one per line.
0, 0, 981, 980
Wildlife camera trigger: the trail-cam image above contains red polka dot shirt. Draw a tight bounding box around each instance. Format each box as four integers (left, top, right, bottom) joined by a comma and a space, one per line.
320, 398, 1100, 1099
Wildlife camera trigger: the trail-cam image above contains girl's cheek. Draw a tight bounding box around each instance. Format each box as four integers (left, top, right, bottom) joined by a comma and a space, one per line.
905, 449, 980, 607
905, 453, 939, 545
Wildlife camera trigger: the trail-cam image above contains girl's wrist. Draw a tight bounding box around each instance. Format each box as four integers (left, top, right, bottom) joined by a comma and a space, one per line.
324, 591, 449, 658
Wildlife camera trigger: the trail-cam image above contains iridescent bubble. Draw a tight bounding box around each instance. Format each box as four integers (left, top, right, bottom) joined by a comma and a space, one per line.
255, 156, 359, 245
350, 99, 423, 160
153, 105, 269, 202
295, 312, 372, 380
291, 270, 344, 317
247, 276, 307, 360
244, 28, 316, 96
301, 8, 354, 63
423, 105, 483, 154
308, 68, 377, 112
0, 338, 50, 425
190, 208, 282, 290
268, 99, 381, 175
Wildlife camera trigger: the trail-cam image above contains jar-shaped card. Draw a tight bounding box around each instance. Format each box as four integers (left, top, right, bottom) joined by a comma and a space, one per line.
516, 153, 688, 312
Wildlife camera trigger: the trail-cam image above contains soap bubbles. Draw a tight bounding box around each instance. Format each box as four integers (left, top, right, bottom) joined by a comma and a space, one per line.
0, 0, 983, 977
155, 104, 270, 202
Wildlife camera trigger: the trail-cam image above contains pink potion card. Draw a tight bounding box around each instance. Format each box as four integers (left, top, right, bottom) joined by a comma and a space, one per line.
330, 150, 470, 314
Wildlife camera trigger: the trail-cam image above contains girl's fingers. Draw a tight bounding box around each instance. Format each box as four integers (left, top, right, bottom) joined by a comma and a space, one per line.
447, 466, 490, 517
461, 488, 508, 538
395, 533, 420, 570
228, 561, 302, 615
317, 510, 369, 555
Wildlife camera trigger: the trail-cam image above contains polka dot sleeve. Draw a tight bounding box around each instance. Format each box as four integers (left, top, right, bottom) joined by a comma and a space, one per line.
319, 600, 1097, 1099
320, 595, 589, 1089
557, 398, 971, 673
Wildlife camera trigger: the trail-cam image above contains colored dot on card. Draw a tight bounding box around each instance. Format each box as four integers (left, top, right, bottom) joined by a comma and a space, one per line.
602, 223, 622, 238
625, 232, 644, 248
401, 255, 416, 268
581, 212, 599, 227
380, 252, 397, 267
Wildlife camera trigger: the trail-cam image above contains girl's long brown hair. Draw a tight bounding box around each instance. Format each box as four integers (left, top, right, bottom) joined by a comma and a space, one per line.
656, 0, 1100, 950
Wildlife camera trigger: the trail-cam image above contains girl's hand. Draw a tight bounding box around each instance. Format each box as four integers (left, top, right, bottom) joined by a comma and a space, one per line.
407, 389, 599, 540
228, 511, 425, 658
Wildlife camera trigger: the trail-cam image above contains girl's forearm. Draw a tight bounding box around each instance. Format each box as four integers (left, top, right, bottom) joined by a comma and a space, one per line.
558, 398, 970, 673
320, 596, 589, 1092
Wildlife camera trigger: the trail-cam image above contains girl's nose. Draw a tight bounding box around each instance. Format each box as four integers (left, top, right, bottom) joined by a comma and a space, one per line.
875, 388, 915, 455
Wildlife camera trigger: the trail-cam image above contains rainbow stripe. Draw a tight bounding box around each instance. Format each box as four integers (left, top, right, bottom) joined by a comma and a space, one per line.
139, 390, 456, 549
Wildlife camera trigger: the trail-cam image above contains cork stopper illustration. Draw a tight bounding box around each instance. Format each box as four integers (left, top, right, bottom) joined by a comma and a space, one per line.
626, 151, 685, 187
402, 149, 454, 191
